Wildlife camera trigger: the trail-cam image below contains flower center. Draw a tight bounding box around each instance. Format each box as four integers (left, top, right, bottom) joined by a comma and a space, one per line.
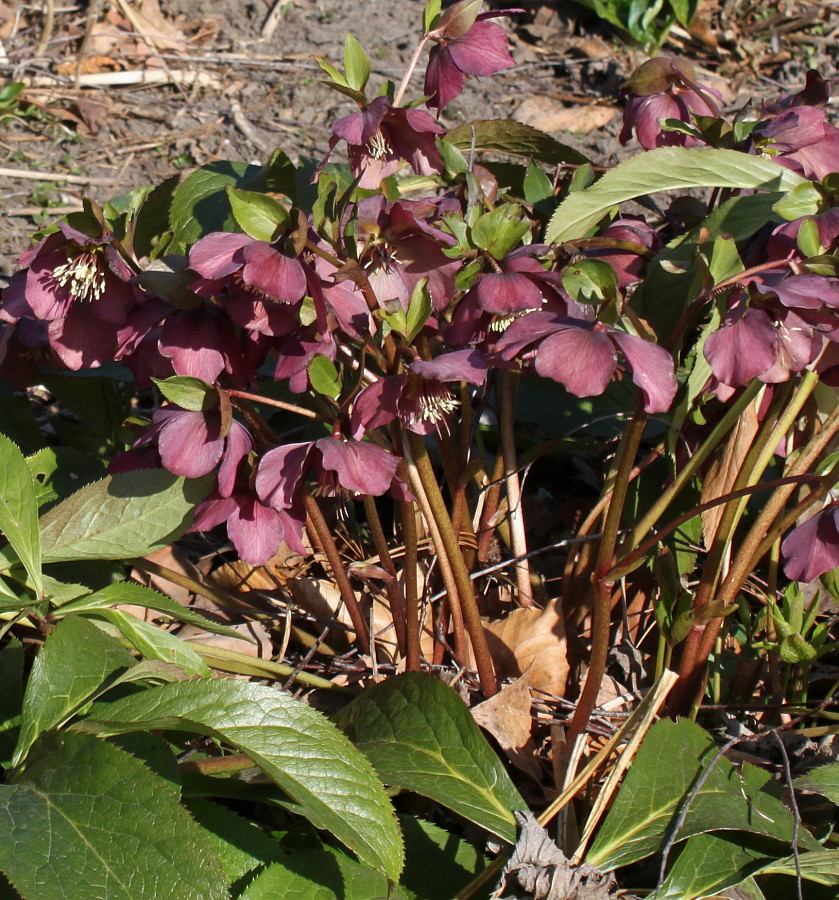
366, 130, 392, 160
409, 382, 459, 427
53, 249, 107, 302
489, 307, 541, 332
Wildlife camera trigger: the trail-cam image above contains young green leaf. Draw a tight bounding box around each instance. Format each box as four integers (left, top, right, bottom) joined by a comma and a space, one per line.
307, 355, 342, 400
78, 679, 404, 880
227, 186, 290, 242
471, 205, 531, 261
343, 34, 370, 93
13, 616, 135, 768
0, 431, 42, 596
336, 672, 525, 843
586, 718, 818, 872
0, 731, 227, 900
562, 258, 619, 304
546, 148, 805, 244
405, 279, 433, 342
39, 470, 213, 563
152, 376, 217, 412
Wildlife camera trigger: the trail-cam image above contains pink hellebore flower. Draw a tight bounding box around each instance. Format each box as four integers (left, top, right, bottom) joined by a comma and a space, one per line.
755, 106, 839, 182
495, 310, 678, 414
424, 0, 515, 113
330, 96, 444, 188
619, 57, 722, 150
782, 500, 839, 583
350, 349, 488, 437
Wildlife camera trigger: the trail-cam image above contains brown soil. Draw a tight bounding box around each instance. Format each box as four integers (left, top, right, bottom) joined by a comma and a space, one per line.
0, 0, 836, 279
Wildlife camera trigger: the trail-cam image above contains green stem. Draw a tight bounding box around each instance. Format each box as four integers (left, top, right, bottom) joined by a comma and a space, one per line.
405, 430, 497, 696
499, 370, 533, 607
303, 490, 370, 655
400, 495, 422, 672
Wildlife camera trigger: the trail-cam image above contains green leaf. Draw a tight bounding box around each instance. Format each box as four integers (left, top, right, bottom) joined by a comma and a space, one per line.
227, 186, 290, 242
446, 120, 589, 167
759, 849, 839, 885
772, 181, 823, 221
78, 679, 403, 879
40, 373, 130, 448
83, 609, 211, 678
0, 731, 227, 900
472, 205, 531, 261
707, 234, 744, 284
546, 148, 805, 244
26, 447, 106, 507
13, 616, 135, 768
170, 161, 261, 247
405, 279, 433, 342
239, 846, 412, 900
523, 162, 554, 206
184, 798, 284, 886
343, 33, 370, 93
797, 217, 823, 258
562, 257, 619, 304
152, 376, 216, 412
0, 432, 42, 596
657, 832, 771, 899
0, 638, 23, 765
423, 0, 442, 33
38, 470, 213, 563
586, 718, 817, 871
399, 815, 486, 899
56, 581, 247, 639
307, 355, 342, 400
336, 672, 525, 843
794, 760, 839, 803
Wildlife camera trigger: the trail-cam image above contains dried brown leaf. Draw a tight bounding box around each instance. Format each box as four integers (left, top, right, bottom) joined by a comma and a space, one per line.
483, 601, 569, 697
472, 670, 542, 780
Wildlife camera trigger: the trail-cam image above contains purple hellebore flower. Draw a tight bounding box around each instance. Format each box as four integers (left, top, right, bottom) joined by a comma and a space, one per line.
256, 436, 400, 512
495, 310, 678, 414
18, 221, 144, 370
424, 0, 515, 113
189, 231, 308, 306
764, 70, 831, 113
754, 106, 839, 182
782, 500, 839, 583
619, 57, 722, 150
329, 95, 444, 188
350, 349, 488, 437
355, 196, 460, 312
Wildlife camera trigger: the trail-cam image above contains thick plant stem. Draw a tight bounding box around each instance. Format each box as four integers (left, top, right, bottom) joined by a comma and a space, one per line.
477, 450, 506, 562
499, 370, 533, 607
363, 495, 407, 658
303, 490, 370, 655
402, 449, 467, 662
404, 430, 498, 696
399, 496, 422, 672
568, 408, 647, 742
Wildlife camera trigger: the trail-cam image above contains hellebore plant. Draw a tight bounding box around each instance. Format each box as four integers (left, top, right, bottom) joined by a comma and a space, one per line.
5, 0, 839, 810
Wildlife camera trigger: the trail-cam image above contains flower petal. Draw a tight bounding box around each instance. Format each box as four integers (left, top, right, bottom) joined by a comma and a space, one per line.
316, 438, 398, 496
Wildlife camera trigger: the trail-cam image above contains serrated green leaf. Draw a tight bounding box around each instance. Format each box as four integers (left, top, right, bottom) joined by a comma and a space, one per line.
587, 718, 818, 871
336, 672, 525, 843
184, 798, 284, 886
78, 679, 403, 879
0, 432, 42, 596
343, 33, 370, 93
152, 376, 216, 412
546, 148, 805, 244
227, 186, 290, 242
170, 161, 260, 246
83, 609, 211, 678
239, 846, 412, 900
446, 120, 589, 166
794, 760, 839, 802
0, 731, 227, 900
399, 815, 486, 899
56, 581, 247, 639
307, 355, 342, 400
13, 616, 135, 768
656, 832, 771, 899
38, 470, 213, 563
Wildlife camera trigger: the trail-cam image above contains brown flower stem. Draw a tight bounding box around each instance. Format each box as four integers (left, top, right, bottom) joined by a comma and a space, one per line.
404, 429, 497, 696
363, 494, 407, 657
393, 33, 431, 107
226, 388, 324, 421
499, 370, 533, 607
402, 445, 467, 662
476, 450, 506, 562
568, 406, 647, 743
303, 490, 370, 655
399, 496, 422, 672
